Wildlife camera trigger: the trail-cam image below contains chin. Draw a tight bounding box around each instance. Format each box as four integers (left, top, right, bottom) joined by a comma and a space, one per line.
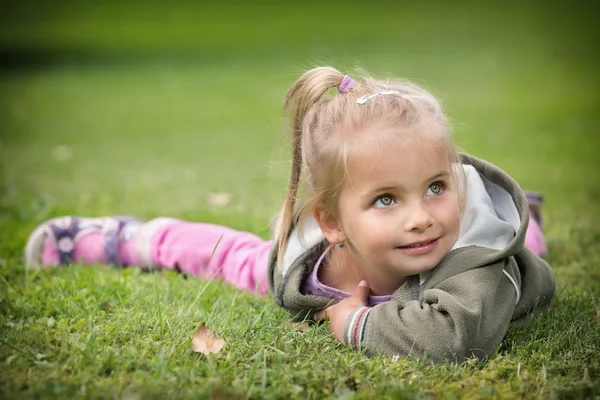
410, 264, 438, 275
399, 257, 442, 275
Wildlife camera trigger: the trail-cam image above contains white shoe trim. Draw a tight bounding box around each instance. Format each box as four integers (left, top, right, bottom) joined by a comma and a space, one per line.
24, 224, 52, 269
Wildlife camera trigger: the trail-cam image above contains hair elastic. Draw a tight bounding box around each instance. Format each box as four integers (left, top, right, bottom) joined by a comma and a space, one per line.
338, 75, 355, 93
356, 90, 400, 104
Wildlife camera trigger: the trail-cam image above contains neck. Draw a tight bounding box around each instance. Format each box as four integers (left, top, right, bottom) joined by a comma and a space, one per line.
321, 245, 407, 296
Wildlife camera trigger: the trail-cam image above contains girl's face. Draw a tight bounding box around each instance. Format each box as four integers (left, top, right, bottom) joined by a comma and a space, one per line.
334, 135, 461, 292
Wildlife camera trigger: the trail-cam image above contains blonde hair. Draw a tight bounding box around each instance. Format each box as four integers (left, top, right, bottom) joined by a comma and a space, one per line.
275, 66, 462, 272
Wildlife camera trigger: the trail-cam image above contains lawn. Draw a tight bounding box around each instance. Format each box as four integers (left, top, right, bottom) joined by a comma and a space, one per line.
1, 1, 599, 398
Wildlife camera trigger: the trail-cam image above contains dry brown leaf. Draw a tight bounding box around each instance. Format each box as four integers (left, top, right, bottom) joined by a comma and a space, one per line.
286, 321, 310, 332
191, 323, 225, 355
205, 192, 231, 206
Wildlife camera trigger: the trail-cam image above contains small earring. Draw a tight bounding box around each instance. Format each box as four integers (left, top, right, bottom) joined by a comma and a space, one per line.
337, 241, 345, 248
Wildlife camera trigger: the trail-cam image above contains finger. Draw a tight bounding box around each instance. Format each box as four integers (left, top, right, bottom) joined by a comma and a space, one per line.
353, 280, 370, 304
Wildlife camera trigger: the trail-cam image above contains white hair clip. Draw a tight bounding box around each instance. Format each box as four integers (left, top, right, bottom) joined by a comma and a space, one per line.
356, 90, 400, 104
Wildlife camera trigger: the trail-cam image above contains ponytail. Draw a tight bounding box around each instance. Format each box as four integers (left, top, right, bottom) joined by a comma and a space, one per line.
275, 67, 345, 273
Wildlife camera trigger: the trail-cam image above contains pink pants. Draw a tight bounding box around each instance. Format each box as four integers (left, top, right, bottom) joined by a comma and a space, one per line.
145, 218, 546, 295
149, 222, 272, 295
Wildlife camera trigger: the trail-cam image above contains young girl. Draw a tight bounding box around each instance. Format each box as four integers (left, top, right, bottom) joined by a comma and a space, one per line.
24, 66, 555, 362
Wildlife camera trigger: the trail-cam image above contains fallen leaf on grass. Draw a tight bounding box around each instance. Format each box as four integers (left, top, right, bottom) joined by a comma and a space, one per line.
192, 323, 225, 355
286, 321, 310, 332
205, 192, 231, 206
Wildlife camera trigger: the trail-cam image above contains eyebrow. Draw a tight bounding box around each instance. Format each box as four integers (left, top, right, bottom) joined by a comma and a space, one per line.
365, 171, 451, 196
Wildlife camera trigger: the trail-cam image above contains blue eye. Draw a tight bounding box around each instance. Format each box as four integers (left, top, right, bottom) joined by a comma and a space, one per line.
373, 195, 396, 208
426, 182, 445, 196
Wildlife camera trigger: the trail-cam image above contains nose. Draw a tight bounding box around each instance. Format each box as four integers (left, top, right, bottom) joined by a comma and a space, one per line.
404, 201, 434, 232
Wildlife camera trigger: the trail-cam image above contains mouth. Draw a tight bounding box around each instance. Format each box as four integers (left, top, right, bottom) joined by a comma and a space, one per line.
396, 237, 440, 255
398, 237, 439, 249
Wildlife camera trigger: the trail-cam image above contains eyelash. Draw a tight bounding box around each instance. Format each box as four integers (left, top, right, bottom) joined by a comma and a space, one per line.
427, 181, 446, 196
372, 181, 447, 208
372, 194, 396, 208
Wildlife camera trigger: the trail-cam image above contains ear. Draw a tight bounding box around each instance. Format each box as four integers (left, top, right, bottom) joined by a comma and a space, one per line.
313, 205, 345, 245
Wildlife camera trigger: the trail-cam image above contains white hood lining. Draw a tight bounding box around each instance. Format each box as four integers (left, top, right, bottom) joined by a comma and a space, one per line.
452, 164, 520, 251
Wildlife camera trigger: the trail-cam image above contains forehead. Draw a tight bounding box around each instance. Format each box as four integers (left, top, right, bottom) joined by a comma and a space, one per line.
344, 137, 450, 190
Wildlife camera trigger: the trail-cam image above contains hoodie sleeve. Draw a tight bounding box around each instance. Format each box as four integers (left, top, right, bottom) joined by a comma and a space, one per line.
343, 259, 520, 361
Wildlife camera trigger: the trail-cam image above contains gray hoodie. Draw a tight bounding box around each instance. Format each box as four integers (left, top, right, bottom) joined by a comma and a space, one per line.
267, 154, 555, 361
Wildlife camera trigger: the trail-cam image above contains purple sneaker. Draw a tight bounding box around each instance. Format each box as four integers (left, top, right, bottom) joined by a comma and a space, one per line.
24, 216, 143, 269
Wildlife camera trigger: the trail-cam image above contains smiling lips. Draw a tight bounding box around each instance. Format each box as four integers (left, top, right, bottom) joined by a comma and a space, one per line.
397, 237, 440, 255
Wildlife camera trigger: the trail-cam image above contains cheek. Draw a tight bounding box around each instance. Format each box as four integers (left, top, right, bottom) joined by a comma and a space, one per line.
339, 208, 387, 240
353, 213, 396, 245
438, 198, 461, 231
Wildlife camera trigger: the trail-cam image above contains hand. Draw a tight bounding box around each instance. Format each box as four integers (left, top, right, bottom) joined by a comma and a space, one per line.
316, 280, 371, 344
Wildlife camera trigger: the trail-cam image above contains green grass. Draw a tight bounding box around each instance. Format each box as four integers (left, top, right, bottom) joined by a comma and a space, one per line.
1, 1, 599, 398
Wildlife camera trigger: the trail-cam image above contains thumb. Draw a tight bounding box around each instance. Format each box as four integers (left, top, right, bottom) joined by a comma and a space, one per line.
353, 280, 370, 304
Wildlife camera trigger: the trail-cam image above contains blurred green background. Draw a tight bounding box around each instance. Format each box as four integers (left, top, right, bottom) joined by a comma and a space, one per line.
0, 1, 599, 397
0, 0, 598, 251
